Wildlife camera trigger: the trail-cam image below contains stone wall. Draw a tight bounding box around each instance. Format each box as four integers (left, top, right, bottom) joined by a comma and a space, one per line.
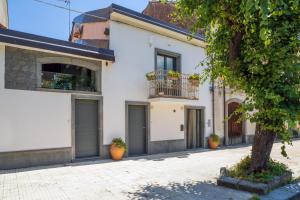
5, 46, 101, 91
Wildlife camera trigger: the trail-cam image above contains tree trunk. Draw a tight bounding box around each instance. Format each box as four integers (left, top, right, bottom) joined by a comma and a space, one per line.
229, 31, 243, 67
250, 124, 277, 172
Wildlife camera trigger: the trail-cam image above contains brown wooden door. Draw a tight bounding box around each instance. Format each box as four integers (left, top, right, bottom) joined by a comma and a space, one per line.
228, 102, 243, 144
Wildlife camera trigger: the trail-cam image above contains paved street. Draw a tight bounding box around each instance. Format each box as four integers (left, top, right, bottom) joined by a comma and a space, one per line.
1, 140, 299, 200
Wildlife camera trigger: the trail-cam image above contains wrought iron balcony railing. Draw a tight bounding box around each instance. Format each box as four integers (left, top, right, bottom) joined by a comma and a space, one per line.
147, 70, 200, 100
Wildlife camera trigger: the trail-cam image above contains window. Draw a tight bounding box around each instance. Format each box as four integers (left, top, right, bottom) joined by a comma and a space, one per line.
155, 49, 181, 72
74, 39, 88, 45
41, 63, 96, 92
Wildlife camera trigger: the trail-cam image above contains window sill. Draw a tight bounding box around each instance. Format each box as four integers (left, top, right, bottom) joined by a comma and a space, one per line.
36, 88, 101, 95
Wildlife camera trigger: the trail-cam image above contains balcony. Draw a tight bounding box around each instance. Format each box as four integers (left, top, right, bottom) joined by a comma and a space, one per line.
146, 70, 200, 100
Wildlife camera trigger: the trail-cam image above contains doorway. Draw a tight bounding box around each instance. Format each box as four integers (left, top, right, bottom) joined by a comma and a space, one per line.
186, 108, 204, 149
227, 102, 244, 145
127, 105, 147, 156
75, 99, 99, 158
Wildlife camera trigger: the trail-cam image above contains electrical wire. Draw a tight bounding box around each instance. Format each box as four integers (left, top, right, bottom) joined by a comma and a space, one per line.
32, 0, 107, 21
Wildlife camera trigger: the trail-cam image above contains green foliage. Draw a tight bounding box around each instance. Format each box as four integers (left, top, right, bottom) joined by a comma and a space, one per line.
146, 72, 156, 81
249, 194, 260, 200
228, 156, 291, 183
188, 74, 201, 81
112, 138, 127, 151
175, 0, 300, 156
249, 195, 260, 200
209, 133, 220, 143
167, 70, 181, 78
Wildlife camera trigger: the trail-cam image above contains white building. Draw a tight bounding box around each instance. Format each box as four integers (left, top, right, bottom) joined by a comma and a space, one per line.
0, 3, 255, 169
71, 4, 212, 157
0, 28, 114, 169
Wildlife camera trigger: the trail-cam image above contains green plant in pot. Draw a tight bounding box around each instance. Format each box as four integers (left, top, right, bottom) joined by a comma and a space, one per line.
145, 72, 156, 81
208, 134, 220, 149
167, 70, 181, 81
110, 138, 127, 161
188, 74, 200, 86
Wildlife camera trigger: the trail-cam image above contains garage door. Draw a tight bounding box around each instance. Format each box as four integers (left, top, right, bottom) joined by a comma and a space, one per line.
75, 99, 99, 158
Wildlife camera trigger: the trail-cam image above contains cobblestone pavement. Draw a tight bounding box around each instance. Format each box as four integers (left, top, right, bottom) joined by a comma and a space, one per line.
1, 140, 299, 200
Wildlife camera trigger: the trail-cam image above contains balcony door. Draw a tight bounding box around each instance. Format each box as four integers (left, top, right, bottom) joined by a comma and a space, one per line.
155, 49, 181, 72
155, 49, 181, 97
156, 54, 177, 71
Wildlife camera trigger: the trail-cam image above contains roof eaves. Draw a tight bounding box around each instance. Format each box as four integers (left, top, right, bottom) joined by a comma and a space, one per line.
0, 29, 115, 61
110, 3, 205, 41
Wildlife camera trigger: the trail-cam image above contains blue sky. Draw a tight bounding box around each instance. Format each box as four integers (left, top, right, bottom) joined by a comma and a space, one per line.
8, 0, 149, 40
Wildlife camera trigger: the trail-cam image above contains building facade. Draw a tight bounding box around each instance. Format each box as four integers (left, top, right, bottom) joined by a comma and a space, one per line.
0, 29, 114, 169
0, 3, 257, 169
213, 86, 256, 145
71, 4, 213, 157
0, 0, 8, 28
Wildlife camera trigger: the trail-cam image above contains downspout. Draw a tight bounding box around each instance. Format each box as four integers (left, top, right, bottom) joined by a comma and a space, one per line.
223, 85, 226, 146
212, 81, 215, 134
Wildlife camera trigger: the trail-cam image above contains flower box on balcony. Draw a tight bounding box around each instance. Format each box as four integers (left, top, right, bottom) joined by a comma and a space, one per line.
188, 74, 201, 86
146, 72, 156, 81
146, 70, 200, 100
167, 70, 181, 81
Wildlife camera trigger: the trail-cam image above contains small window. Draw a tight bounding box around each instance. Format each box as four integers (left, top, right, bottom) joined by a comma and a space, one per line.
41, 63, 96, 92
155, 49, 180, 72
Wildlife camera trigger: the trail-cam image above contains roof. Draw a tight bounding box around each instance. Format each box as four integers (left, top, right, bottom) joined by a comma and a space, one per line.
142, 1, 203, 34
142, 1, 178, 27
0, 28, 115, 61
73, 3, 205, 41
73, 7, 111, 24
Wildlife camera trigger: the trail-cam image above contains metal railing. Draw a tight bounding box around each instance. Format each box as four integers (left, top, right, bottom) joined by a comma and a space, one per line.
147, 70, 199, 100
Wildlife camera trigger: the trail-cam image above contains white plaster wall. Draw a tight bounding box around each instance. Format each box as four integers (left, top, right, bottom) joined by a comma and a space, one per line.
0, 45, 72, 152
150, 102, 185, 141
102, 21, 213, 145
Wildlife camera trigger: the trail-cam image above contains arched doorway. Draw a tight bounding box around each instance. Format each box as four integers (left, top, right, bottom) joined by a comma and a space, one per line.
227, 102, 244, 145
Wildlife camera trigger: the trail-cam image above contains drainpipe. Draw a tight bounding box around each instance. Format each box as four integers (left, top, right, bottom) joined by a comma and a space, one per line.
212, 81, 215, 134
223, 85, 226, 146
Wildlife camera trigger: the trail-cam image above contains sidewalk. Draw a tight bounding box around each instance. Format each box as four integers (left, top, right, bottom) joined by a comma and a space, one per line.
0, 141, 299, 200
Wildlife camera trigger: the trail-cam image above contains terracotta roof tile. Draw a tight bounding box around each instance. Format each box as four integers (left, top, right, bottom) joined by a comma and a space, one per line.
142, 1, 196, 31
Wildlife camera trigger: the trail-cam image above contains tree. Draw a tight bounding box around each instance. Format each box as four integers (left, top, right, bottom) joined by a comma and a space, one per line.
175, 0, 300, 172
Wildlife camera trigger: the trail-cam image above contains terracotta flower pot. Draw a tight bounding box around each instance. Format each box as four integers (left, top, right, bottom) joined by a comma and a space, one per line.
189, 79, 200, 86
110, 144, 125, 161
168, 76, 179, 81
208, 138, 219, 149
146, 75, 156, 81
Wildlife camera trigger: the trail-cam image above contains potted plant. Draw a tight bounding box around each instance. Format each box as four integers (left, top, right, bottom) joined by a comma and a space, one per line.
208, 134, 220, 149
145, 72, 156, 81
110, 138, 127, 161
167, 70, 181, 81
188, 74, 200, 86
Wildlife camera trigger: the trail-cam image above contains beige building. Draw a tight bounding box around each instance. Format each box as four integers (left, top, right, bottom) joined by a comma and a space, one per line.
0, 0, 8, 28
213, 85, 256, 146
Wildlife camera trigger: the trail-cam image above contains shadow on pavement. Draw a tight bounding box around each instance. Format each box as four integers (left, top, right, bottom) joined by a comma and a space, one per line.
128, 180, 252, 200
0, 144, 253, 174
